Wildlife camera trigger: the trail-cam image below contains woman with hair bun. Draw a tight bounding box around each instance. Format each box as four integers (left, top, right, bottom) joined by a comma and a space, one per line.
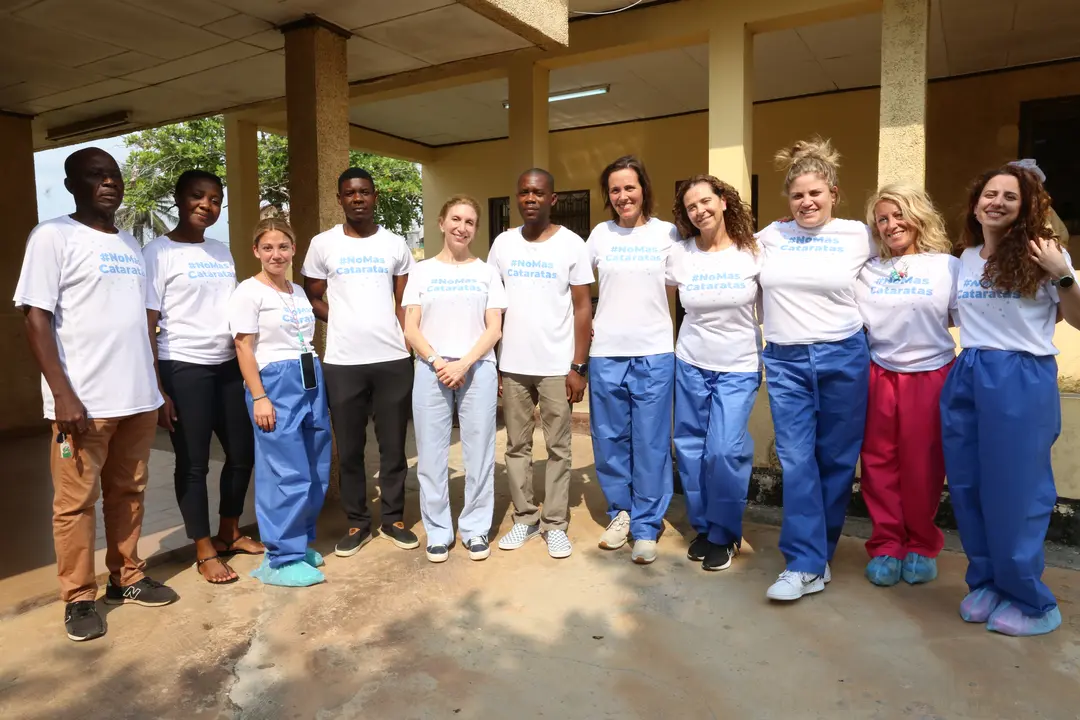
758, 137, 875, 602
669, 175, 761, 572
941, 164, 1080, 636
855, 184, 957, 588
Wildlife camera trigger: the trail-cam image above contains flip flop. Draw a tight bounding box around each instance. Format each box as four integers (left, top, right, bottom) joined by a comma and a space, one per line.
194, 555, 239, 585
214, 535, 265, 556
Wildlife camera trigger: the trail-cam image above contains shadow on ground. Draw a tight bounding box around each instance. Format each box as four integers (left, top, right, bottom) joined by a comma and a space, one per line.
3, 429, 1080, 719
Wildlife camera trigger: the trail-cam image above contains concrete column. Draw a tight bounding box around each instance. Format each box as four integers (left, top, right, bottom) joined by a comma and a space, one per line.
224, 115, 261, 280
877, 0, 930, 189
0, 114, 45, 434
507, 59, 549, 225
707, 17, 754, 201
281, 16, 351, 262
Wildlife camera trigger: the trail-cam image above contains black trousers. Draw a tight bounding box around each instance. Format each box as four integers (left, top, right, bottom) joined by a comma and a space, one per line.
324, 358, 413, 535
160, 359, 255, 540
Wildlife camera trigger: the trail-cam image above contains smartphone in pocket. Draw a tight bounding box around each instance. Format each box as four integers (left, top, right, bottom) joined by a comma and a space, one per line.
300, 351, 318, 390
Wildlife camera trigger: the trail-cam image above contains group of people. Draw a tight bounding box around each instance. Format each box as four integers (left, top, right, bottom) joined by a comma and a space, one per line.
14, 137, 1073, 643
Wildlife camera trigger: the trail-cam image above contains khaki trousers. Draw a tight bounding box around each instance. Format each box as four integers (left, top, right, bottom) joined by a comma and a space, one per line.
51, 410, 158, 602
501, 374, 572, 532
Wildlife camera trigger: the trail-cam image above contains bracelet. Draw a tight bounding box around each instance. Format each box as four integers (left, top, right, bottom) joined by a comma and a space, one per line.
251, 394, 268, 402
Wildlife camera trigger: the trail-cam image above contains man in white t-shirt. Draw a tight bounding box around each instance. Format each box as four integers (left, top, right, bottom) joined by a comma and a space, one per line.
301, 168, 418, 558
13, 148, 177, 643
488, 169, 594, 559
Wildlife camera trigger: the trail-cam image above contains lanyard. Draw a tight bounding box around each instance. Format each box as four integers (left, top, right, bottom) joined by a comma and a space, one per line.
265, 276, 310, 353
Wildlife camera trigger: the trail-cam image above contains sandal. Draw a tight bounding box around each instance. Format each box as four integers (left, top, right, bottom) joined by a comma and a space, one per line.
213, 535, 265, 556
194, 555, 239, 585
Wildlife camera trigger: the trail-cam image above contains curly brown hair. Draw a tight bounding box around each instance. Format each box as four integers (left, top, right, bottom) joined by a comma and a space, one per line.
960, 165, 1058, 298
673, 175, 757, 253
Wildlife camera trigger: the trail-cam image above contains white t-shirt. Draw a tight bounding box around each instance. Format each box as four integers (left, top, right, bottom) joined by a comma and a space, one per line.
757, 218, 876, 344
487, 226, 594, 376
586, 218, 677, 357
856, 253, 959, 372
143, 235, 237, 364
228, 278, 318, 369
955, 246, 1071, 356
13, 216, 162, 420
300, 225, 413, 366
669, 240, 762, 373
402, 258, 507, 363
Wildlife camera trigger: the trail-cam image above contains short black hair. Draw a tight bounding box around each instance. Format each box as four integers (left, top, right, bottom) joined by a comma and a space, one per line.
519, 168, 555, 192
338, 167, 375, 192
64, 147, 111, 178
174, 169, 223, 197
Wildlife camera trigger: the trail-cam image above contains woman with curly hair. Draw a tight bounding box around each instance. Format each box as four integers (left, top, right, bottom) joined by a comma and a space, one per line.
668, 176, 761, 572
941, 165, 1080, 636
854, 184, 958, 588
758, 137, 875, 602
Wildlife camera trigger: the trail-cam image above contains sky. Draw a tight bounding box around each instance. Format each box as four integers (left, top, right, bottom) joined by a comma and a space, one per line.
34, 134, 232, 245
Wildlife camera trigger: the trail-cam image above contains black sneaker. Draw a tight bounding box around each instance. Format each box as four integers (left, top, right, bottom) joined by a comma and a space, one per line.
687, 533, 709, 562
465, 535, 490, 561
380, 522, 420, 550
64, 600, 105, 642
334, 527, 374, 557
103, 576, 179, 607
426, 545, 449, 563
702, 542, 737, 572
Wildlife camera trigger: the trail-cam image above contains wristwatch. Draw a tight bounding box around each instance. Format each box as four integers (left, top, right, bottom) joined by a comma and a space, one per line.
426, 354, 438, 364
1056, 275, 1076, 290
570, 362, 589, 377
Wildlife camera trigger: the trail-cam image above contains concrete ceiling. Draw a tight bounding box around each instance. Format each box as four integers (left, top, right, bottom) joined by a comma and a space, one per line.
0, 0, 537, 147
348, 0, 1080, 146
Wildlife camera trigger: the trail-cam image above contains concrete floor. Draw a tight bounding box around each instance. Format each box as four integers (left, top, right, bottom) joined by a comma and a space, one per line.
2, 431, 1080, 719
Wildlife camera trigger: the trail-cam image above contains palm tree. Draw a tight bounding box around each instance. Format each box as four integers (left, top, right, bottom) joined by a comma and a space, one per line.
116, 199, 176, 247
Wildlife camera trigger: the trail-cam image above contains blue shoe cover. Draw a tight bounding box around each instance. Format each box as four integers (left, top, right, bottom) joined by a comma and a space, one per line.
250, 557, 325, 587
959, 587, 1002, 623
304, 547, 325, 568
866, 556, 902, 586
986, 602, 1062, 637
901, 553, 937, 585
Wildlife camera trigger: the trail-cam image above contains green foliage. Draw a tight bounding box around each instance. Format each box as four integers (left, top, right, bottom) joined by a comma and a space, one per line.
118, 116, 422, 242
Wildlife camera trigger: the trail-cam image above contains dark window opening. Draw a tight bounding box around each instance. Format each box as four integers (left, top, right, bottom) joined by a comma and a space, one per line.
552, 189, 591, 239
1019, 96, 1080, 237
488, 196, 510, 246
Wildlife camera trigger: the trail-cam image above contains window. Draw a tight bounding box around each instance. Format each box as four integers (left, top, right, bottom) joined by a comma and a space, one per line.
1019, 96, 1080, 236
488, 196, 510, 246
552, 189, 591, 239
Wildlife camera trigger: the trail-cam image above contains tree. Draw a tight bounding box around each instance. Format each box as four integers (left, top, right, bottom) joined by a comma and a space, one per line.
118, 116, 422, 242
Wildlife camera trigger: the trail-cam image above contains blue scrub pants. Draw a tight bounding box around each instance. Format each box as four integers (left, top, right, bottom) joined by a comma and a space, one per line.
763, 332, 869, 575
247, 357, 332, 568
413, 359, 498, 547
673, 359, 760, 546
940, 349, 1059, 616
589, 353, 675, 541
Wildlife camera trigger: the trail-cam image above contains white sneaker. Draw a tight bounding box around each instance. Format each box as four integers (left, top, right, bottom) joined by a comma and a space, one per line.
543, 529, 573, 559
498, 523, 540, 550
631, 539, 658, 565
465, 535, 490, 561
766, 570, 825, 601
824, 563, 832, 584
598, 511, 630, 550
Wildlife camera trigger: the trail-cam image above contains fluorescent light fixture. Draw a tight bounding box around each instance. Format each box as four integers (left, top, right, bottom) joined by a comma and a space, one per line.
47, 111, 131, 142
502, 84, 610, 109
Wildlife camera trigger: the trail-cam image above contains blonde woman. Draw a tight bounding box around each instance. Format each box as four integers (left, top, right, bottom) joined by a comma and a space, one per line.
757, 137, 875, 601
854, 184, 958, 588
404, 195, 506, 564
228, 218, 331, 587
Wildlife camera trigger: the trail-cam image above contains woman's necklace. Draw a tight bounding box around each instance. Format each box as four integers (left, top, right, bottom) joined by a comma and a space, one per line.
888, 256, 909, 282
